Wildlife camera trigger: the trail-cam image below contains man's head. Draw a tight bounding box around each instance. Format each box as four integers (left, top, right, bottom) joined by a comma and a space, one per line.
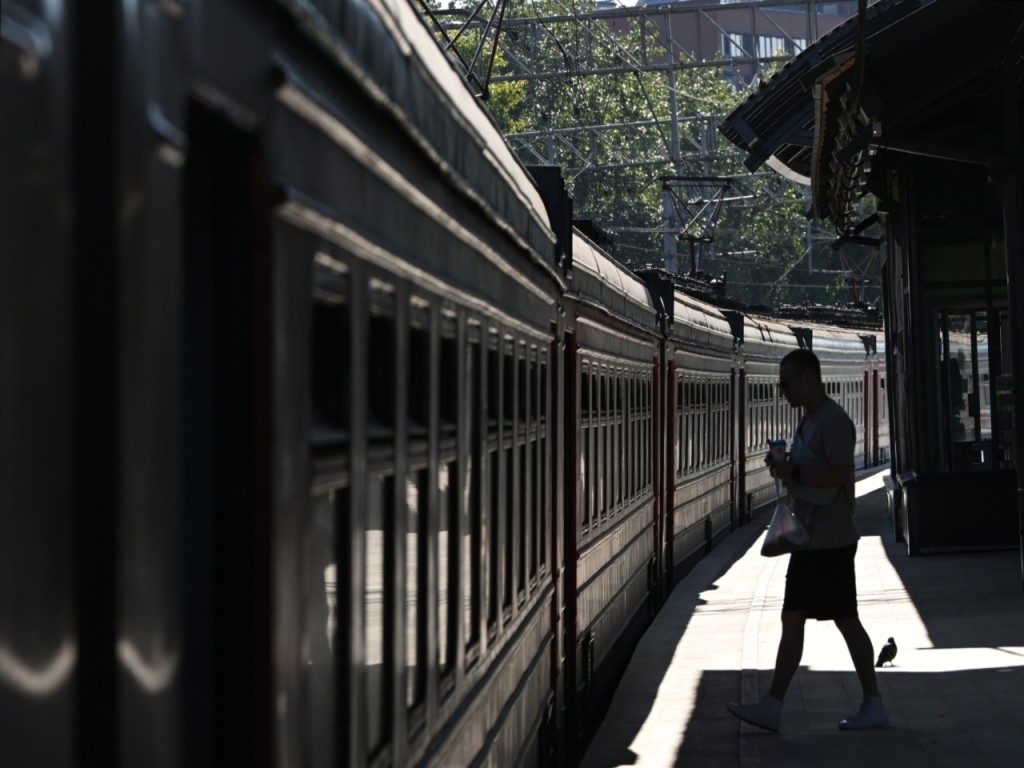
778, 349, 824, 408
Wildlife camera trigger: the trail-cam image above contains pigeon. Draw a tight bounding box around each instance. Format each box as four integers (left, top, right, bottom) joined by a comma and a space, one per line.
876, 637, 897, 667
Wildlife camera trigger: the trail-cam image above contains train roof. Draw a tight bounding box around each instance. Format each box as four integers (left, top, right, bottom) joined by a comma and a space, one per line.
570, 231, 659, 329
669, 290, 736, 352
311, 0, 559, 266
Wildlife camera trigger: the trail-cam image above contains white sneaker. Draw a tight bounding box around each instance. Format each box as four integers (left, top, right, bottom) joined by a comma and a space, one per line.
838, 696, 889, 730
726, 695, 782, 732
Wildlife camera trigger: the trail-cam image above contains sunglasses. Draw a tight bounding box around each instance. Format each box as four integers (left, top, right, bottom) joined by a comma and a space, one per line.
778, 369, 806, 391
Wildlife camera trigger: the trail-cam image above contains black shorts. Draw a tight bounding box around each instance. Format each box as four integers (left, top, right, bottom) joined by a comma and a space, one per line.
783, 543, 859, 620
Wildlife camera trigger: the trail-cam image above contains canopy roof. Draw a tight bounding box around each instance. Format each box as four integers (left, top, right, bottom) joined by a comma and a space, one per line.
719, 0, 1024, 234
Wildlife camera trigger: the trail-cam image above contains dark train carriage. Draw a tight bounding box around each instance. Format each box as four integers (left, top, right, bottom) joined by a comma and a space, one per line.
661, 289, 741, 585
560, 233, 661, 756
197, 4, 569, 767
1, 0, 566, 766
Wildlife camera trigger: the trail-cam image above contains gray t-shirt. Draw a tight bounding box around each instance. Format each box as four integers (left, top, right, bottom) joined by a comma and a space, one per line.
790, 397, 859, 550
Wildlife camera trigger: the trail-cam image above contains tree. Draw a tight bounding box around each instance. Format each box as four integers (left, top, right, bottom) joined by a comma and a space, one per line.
431, 1, 879, 307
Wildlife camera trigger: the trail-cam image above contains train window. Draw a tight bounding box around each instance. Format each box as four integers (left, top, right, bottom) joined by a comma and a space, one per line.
487, 339, 500, 430
503, 347, 515, 616
488, 447, 500, 637
724, 382, 733, 466
761, 383, 769, 450
304, 491, 338, 768
368, 314, 396, 440
365, 474, 393, 756
636, 375, 643, 487
624, 374, 631, 497
438, 461, 457, 682
487, 338, 500, 638
518, 351, 529, 596
405, 469, 427, 713
311, 297, 349, 451
713, 381, 719, 465
605, 374, 613, 515
751, 382, 758, 453
623, 374, 630, 494
504, 439, 514, 618
527, 351, 538, 587
686, 380, 694, 473
465, 338, 482, 661
519, 353, 528, 426
615, 375, 624, 510
608, 371, 615, 513
630, 376, 637, 489
519, 441, 528, 601
706, 381, 713, 467
440, 333, 458, 434
438, 327, 459, 663
697, 381, 705, 469
645, 376, 653, 490
538, 358, 547, 573
598, 373, 608, 521
717, 381, 723, 463
622, 374, 629, 504
595, 370, 602, 521
409, 323, 430, 440
605, 373, 612, 514
581, 367, 592, 533
675, 376, 684, 479
629, 374, 637, 491
694, 380, 702, 469
691, 379, 698, 473
504, 344, 516, 429
715, 382, 724, 465
620, 373, 626, 494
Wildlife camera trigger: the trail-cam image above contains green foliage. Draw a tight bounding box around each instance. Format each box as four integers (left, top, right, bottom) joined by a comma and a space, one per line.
434, 0, 879, 308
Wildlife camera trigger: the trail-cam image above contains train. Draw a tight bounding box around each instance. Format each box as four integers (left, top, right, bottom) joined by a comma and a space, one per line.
0, 0, 888, 766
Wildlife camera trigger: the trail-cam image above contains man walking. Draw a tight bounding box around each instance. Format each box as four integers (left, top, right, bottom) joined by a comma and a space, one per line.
726, 349, 888, 732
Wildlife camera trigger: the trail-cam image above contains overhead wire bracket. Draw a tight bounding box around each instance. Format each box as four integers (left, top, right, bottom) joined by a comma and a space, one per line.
417, 0, 510, 100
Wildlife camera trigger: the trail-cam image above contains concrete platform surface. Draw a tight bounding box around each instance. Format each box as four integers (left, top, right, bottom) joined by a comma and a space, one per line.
581, 469, 1024, 768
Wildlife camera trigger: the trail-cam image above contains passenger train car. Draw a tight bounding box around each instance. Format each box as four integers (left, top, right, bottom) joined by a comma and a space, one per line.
0, 1, 887, 766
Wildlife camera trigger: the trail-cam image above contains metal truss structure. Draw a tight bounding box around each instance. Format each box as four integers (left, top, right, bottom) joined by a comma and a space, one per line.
423, 0, 850, 175
419, 0, 868, 283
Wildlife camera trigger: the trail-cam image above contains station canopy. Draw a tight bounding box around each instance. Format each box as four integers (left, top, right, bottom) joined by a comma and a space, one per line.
718, 0, 1024, 235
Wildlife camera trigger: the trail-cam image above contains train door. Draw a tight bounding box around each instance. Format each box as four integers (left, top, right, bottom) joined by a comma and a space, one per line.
183, 101, 273, 768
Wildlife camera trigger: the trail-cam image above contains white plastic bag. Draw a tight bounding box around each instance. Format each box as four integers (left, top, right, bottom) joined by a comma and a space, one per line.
760, 488, 809, 557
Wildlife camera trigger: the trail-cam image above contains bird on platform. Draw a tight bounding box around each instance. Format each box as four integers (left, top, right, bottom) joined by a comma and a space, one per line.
876, 637, 897, 667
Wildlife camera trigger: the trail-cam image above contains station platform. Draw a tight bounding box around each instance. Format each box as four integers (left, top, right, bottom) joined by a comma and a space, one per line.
581, 469, 1024, 768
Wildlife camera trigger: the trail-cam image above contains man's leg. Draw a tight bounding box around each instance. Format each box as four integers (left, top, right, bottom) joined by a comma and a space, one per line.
834, 616, 889, 729
834, 617, 879, 697
768, 609, 808, 700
